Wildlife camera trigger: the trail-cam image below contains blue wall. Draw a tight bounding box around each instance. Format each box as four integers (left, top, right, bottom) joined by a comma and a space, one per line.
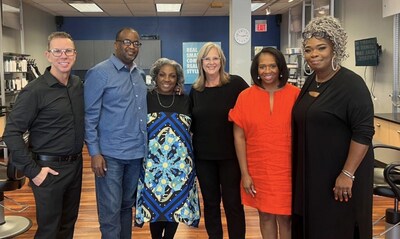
61, 15, 280, 71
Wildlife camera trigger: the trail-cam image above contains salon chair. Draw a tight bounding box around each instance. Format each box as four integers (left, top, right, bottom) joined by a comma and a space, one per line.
0, 141, 31, 238
373, 144, 400, 238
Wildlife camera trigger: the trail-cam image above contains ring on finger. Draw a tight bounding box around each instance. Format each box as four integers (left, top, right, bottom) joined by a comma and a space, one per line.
343, 191, 348, 195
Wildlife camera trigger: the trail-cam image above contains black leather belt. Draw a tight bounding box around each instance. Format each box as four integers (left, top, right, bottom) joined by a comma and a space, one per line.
34, 153, 82, 162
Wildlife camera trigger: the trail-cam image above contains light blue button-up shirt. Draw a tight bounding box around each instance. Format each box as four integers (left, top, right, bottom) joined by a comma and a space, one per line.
84, 54, 147, 160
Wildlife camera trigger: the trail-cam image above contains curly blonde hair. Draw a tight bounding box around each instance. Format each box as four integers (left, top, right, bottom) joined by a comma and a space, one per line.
302, 16, 349, 65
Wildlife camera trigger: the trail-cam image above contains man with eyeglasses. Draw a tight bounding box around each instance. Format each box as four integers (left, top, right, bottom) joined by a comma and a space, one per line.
3, 31, 84, 239
84, 27, 147, 238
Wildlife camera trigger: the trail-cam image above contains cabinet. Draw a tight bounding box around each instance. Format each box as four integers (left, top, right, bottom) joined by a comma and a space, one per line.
373, 117, 400, 147
73, 39, 161, 71
284, 53, 304, 88
389, 122, 400, 147
374, 117, 390, 144
2, 53, 30, 108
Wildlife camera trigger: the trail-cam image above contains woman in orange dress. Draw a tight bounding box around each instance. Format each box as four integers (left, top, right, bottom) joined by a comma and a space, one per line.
229, 47, 299, 239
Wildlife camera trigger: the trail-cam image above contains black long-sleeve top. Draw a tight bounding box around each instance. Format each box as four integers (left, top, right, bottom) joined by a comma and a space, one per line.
3, 66, 84, 179
189, 75, 249, 160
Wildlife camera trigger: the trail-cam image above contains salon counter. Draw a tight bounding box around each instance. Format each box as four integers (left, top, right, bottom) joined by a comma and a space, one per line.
374, 113, 400, 147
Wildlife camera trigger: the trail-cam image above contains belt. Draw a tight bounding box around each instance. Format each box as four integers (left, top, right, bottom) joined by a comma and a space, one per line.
34, 153, 82, 162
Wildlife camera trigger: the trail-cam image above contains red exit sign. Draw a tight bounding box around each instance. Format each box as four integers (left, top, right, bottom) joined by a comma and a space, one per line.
255, 20, 267, 32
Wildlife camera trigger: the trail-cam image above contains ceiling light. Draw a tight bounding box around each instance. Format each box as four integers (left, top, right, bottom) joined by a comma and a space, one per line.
288, 0, 294, 2
69, 3, 103, 12
156, 4, 182, 12
265, 6, 271, 15
251, 3, 266, 11
210, 2, 224, 8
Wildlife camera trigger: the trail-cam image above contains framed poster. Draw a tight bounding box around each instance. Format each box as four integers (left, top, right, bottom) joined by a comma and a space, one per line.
182, 42, 221, 84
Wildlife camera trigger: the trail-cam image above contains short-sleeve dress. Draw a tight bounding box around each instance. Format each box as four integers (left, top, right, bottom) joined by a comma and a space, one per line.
229, 84, 299, 215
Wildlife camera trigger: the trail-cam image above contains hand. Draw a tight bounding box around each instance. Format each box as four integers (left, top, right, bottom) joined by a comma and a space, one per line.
91, 154, 107, 177
333, 173, 353, 202
31, 167, 59, 186
242, 174, 256, 197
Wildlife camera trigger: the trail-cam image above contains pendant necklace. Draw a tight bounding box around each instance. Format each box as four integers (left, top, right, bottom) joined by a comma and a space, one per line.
156, 92, 175, 108
315, 75, 329, 88
316, 70, 336, 88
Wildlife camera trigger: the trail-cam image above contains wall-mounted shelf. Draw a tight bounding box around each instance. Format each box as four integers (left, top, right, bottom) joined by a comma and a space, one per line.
2, 53, 30, 108
284, 53, 304, 87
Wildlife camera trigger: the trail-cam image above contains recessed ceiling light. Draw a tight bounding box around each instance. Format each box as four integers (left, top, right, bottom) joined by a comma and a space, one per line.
156, 4, 182, 13
288, 0, 294, 2
251, 3, 266, 12
69, 3, 103, 12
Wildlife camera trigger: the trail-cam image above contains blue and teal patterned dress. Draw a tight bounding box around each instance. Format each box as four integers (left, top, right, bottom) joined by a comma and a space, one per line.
135, 92, 200, 227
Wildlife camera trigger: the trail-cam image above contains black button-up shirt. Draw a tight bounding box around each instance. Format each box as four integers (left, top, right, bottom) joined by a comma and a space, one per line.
3, 66, 84, 179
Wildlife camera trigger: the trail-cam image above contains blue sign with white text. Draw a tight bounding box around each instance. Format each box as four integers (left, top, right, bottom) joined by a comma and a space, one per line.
182, 42, 221, 84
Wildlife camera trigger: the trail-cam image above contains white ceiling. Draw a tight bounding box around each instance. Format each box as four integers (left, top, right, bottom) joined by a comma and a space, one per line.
22, 0, 304, 17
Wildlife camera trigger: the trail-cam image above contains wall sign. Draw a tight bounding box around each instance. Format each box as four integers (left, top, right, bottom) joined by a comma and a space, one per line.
255, 20, 267, 32
182, 42, 221, 84
355, 37, 380, 66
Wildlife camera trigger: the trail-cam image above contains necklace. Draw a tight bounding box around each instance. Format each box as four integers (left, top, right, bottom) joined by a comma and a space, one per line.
316, 81, 324, 88
315, 68, 339, 88
156, 92, 175, 108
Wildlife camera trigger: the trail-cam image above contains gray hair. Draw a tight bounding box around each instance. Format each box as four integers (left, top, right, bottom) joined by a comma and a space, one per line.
149, 58, 185, 93
302, 16, 348, 65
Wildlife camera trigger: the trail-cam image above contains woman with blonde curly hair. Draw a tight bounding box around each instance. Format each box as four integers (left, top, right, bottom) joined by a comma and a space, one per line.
292, 16, 374, 239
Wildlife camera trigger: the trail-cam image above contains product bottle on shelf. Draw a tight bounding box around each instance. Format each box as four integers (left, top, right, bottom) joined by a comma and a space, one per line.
4, 59, 10, 72
10, 57, 17, 72
15, 77, 21, 90
21, 58, 28, 72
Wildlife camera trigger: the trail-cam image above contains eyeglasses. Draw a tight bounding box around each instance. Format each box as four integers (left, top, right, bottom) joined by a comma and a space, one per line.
48, 48, 76, 57
202, 57, 221, 63
302, 31, 328, 40
116, 39, 142, 48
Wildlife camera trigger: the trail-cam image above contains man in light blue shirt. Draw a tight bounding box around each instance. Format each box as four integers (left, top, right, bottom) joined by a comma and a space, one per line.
84, 27, 147, 239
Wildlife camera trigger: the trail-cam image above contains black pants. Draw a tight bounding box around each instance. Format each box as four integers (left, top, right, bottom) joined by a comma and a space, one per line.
150, 221, 179, 239
196, 159, 245, 239
30, 157, 83, 239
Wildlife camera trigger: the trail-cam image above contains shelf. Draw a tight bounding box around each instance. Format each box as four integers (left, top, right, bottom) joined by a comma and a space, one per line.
2, 52, 30, 107
4, 71, 27, 74
284, 53, 302, 56
3, 52, 30, 57
284, 52, 304, 88
4, 90, 21, 95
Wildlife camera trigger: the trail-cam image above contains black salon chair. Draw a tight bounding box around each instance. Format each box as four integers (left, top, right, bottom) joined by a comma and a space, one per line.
0, 142, 31, 238
373, 144, 400, 238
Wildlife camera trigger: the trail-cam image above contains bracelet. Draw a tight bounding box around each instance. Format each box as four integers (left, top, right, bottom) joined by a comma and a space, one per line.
341, 169, 355, 181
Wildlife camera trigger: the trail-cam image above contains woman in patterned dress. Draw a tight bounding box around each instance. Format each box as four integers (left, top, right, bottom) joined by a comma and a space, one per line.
135, 58, 200, 239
